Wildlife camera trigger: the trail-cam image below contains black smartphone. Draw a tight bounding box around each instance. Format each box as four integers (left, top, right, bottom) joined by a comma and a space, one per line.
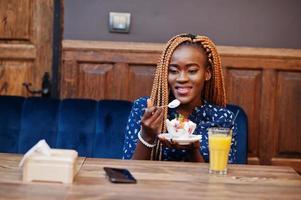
103, 167, 137, 183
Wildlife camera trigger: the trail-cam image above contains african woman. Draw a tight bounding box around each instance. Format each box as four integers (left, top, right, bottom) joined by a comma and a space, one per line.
123, 34, 237, 162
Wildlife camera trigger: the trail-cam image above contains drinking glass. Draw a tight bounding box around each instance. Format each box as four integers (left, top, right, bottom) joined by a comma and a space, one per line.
208, 127, 232, 175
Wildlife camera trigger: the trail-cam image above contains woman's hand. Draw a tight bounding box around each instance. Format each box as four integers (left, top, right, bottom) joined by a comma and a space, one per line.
158, 137, 204, 162
132, 99, 164, 160
158, 137, 200, 151
140, 99, 164, 143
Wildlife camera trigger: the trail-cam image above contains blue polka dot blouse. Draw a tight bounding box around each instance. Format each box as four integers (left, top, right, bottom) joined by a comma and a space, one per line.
122, 97, 237, 163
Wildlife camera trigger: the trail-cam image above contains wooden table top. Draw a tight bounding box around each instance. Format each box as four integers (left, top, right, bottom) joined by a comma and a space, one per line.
0, 153, 300, 200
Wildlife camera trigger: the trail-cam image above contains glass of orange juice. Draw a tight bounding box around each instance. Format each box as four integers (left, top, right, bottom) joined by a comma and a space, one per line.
208, 127, 232, 175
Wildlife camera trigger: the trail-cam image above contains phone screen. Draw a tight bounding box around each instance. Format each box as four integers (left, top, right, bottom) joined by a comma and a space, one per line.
103, 167, 137, 183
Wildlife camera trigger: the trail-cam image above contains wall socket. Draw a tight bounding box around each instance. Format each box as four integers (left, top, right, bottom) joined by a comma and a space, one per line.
109, 12, 131, 33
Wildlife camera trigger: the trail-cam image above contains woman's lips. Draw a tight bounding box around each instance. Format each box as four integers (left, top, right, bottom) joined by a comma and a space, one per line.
175, 87, 192, 95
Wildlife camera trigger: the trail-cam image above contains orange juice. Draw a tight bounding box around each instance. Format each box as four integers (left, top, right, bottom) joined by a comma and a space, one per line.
208, 128, 232, 175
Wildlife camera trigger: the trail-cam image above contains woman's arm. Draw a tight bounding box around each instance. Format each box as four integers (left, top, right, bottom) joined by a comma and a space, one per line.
132, 106, 163, 159
122, 98, 163, 160
187, 144, 205, 162
122, 98, 147, 159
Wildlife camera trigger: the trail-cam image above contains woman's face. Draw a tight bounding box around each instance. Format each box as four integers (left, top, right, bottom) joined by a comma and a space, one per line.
168, 45, 211, 106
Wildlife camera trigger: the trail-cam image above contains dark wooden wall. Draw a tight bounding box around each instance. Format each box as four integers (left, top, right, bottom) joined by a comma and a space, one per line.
61, 40, 301, 173
0, 0, 54, 96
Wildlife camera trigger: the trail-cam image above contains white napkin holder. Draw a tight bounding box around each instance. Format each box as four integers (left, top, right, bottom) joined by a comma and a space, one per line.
19, 140, 78, 184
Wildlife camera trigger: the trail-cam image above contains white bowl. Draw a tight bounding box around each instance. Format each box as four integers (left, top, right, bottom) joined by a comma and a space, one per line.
166, 119, 196, 138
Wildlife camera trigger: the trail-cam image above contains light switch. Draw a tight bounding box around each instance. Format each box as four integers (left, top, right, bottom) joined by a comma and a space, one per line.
109, 12, 131, 33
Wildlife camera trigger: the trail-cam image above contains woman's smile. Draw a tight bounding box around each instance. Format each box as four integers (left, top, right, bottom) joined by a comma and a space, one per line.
175, 86, 193, 95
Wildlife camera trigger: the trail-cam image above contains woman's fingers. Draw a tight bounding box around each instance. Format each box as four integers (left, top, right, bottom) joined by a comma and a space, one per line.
158, 136, 173, 148
142, 106, 156, 119
159, 136, 201, 150
149, 107, 163, 124
173, 142, 191, 150
142, 107, 162, 127
141, 105, 163, 139
151, 108, 164, 132
168, 140, 200, 150
191, 140, 200, 149
159, 137, 179, 149
147, 98, 153, 108
142, 98, 162, 126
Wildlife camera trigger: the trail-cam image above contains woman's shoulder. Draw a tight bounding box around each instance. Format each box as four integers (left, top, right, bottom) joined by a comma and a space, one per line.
132, 96, 149, 108
127, 96, 149, 120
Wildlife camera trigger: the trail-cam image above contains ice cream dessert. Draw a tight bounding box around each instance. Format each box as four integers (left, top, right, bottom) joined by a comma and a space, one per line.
166, 114, 196, 138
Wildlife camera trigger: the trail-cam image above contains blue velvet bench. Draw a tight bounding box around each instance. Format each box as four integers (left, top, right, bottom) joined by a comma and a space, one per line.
0, 95, 247, 163
0, 96, 132, 158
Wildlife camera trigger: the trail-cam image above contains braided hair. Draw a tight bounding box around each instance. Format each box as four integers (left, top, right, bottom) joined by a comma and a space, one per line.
149, 33, 227, 160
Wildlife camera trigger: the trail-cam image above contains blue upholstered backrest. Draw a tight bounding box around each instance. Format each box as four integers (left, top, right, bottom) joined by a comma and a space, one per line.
226, 104, 248, 164
18, 97, 60, 153
57, 99, 97, 157
0, 96, 248, 163
94, 100, 132, 158
0, 96, 132, 158
0, 96, 24, 153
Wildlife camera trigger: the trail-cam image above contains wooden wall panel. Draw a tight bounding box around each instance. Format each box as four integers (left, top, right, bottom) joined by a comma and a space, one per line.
225, 69, 262, 164
61, 40, 301, 173
271, 71, 301, 172
61, 62, 155, 101
274, 71, 301, 155
61, 41, 162, 100
60, 59, 77, 98
0, 0, 54, 97
0, 60, 32, 96
259, 70, 277, 165
110, 63, 130, 101
78, 63, 114, 99
30, 0, 54, 90
0, 0, 31, 40
128, 64, 155, 101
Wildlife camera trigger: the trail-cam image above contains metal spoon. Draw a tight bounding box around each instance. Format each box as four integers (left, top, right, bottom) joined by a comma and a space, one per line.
159, 99, 180, 109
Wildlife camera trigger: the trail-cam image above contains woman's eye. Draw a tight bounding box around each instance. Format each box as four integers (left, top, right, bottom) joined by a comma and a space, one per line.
169, 69, 179, 74
188, 69, 198, 74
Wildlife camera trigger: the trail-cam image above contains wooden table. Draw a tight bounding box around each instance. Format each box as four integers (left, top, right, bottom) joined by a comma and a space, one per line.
0, 153, 300, 200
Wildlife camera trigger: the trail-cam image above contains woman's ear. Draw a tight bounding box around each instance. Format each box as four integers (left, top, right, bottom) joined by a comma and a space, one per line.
205, 67, 212, 81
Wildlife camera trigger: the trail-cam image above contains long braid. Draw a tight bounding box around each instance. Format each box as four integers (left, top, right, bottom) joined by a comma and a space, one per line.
150, 34, 184, 104
150, 35, 191, 160
194, 35, 226, 106
150, 34, 226, 160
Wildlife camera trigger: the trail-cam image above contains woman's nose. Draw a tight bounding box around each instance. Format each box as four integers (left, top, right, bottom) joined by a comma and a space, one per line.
176, 71, 189, 82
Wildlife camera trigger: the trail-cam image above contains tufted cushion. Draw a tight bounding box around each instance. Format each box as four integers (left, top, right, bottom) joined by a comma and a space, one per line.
57, 99, 97, 157
0, 95, 247, 163
94, 100, 133, 158
18, 97, 60, 153
0, 96, 24, 153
